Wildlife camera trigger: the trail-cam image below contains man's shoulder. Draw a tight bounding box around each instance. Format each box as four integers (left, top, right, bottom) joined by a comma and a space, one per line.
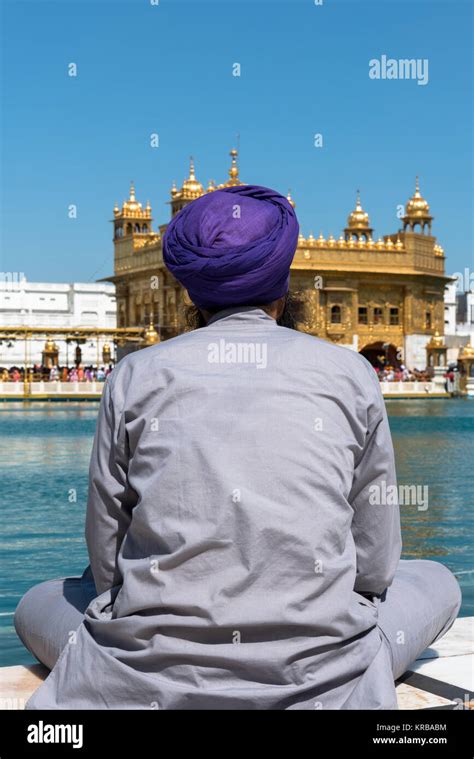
278, 326, 378, 379
106, 330, 201, 384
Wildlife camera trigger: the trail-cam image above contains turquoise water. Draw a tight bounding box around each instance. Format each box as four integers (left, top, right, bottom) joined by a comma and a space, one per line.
1, 399, 473, 666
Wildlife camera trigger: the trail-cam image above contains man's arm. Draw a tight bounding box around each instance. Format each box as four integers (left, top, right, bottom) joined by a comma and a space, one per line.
349, 373, 402, 597
85, 374, 137, 595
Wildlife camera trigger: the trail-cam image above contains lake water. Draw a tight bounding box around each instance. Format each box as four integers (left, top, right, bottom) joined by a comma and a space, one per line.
1, 398, 473, 666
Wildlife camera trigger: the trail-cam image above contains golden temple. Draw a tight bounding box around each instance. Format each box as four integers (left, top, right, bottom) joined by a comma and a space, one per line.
105, 150, 450, 369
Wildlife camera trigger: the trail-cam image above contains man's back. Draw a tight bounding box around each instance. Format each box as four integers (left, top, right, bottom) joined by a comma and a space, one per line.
27, 307, 401, 709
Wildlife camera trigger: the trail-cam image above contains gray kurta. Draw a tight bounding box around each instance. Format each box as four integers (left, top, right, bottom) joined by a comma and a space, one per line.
26, 306, 402, 709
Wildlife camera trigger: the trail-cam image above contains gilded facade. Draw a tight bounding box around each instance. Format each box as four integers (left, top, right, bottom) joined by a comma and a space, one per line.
104, 152, 450, 369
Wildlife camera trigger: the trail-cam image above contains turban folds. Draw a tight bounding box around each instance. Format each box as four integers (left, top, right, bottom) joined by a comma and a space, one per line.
162, 184, 299, 309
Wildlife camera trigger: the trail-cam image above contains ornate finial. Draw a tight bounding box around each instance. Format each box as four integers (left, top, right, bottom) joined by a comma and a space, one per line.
229, 148, 239, 181
217, 147, 244, 188
143, 312, 159, 346
415, 175, 420, 195
189, 156, 196, 180
129, 181, 136, 201
286, 189, 295, 209
356, 189, 361, 208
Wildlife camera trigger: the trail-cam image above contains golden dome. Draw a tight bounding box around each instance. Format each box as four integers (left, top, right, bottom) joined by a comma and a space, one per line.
179, 158, 204, 199
459, 343, 474, 359
405, 177, 431, 218
123, 182, 141, 213
117, 182, 152, 219
44, 338, 58, 352
143, 315, 160, 346
286, 190, 295, 209
347, 190, 371, 229
426, 331, 444, 349
207, 180, 217, 193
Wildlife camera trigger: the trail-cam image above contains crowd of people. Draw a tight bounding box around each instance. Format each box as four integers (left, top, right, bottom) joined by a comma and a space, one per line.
0, 364, 115, 382
374, 363, 460, 392
0, 360, 461, 392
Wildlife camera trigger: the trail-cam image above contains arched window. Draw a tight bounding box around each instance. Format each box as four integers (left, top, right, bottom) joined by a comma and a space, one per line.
134, 223, 141, 233
330, 305, 341, 324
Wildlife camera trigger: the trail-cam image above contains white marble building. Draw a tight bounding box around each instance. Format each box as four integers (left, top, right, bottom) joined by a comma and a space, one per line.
0, 281, 117, 368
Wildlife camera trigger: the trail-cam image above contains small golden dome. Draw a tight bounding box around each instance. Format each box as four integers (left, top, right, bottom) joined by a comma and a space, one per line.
117, 181, 151, 218
286, 190, 295, 209
179, 158, 204, 199
207, 180, 217, 193
316, 233, 325, 247
170, 181, 178, 197
347, 190, 371, 229
426, 331, 444, 349
143, 316, 160, 346
297, 232, 306, 246
405, 177, 431, 218
44, 338, 58, 352
307, 232, 316, 247
122, 181, 141, 213
459, 343, 474, 359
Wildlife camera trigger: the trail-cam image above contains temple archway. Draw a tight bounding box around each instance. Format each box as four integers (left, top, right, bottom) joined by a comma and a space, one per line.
359, 341, 400, 369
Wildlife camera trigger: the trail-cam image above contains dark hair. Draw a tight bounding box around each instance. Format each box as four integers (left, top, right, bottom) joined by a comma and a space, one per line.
184, 291, 302, 331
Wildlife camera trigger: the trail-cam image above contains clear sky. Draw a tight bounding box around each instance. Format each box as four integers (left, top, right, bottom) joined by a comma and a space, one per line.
1, 0, 472, 283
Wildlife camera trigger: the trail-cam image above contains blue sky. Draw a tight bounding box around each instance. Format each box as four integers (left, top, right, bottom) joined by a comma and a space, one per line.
1, 0, 472, 282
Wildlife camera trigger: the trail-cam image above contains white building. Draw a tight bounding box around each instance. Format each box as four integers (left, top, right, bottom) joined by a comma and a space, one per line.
0, 281, 117, 368
443, 280, 474, 364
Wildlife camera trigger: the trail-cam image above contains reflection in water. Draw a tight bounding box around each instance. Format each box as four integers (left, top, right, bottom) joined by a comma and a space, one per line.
1, 399, 472, 665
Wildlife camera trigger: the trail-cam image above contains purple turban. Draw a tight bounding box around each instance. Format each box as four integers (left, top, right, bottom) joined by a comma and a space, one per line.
162, 184, 299, 309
